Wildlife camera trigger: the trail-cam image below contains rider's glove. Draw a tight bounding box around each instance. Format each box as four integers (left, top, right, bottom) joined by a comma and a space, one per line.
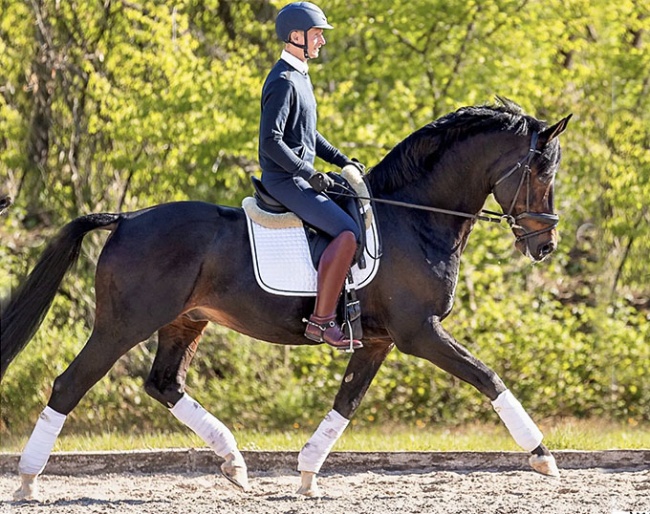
308, 172, 335, 193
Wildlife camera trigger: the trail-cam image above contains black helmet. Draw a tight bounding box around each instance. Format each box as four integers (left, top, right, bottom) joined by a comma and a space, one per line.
275, 2, 333, 43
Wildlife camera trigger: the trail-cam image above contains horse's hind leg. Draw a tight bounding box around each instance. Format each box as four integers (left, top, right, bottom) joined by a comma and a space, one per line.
297, 341, 394, 497
395, 318, 559, 477
144, 316, 250, 492
15, 328, 144, 500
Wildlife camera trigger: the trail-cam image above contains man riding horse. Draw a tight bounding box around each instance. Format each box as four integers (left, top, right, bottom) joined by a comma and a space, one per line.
258, 2, 364, 350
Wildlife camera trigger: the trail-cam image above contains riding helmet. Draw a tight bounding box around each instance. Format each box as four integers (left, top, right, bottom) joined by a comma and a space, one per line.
275, 2, 333, 42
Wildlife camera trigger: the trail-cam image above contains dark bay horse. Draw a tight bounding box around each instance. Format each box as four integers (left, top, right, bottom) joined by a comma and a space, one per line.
1, 102, 571, 499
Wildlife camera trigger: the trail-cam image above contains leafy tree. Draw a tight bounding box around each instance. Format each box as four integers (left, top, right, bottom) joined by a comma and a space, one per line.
1, 0, 648, 435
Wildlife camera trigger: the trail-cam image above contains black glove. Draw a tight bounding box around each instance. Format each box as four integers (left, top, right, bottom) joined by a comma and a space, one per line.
308, 172, 335, 193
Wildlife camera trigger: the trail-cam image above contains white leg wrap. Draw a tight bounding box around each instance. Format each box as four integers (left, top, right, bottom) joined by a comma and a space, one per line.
492, 389, 543, 452
19, 406, 67, 475
298, 409, 349, 473
170, 393, 238, 458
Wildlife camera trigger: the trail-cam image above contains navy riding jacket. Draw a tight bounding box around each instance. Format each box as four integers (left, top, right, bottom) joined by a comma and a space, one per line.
258, 58, 349, 180
257, 55, 360, 241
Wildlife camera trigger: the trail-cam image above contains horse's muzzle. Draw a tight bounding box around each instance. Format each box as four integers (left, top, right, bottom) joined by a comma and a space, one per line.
514, 229, 558, 261
508, 211, 559, 261
537, 239, 557, 260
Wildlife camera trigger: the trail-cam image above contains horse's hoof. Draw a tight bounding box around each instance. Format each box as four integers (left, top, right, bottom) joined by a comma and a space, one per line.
220, 459, 251, 492
14, 474, 39, 501
296, 484, 321, 497
297, 471, 321, 497
529, 454, 560, 477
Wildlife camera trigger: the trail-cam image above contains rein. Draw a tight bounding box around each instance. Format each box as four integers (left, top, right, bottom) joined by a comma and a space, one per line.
330, 132, 559, 243
332, 189, 507, 224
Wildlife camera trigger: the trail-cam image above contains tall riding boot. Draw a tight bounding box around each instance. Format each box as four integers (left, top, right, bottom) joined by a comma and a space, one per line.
304, 231, 363, 350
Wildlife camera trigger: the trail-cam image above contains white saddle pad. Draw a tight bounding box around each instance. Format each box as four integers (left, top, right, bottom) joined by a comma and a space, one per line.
242, 165, 381, 298
244, 214, 380, 296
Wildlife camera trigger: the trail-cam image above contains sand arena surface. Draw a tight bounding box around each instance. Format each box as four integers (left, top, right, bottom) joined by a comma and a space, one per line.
1, 467, 649, 514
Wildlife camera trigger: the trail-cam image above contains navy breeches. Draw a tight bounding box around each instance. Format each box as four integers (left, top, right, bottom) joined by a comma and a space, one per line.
261, 172, 361, 242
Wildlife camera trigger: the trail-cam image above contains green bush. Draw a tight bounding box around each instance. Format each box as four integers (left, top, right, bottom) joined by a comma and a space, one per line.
2, 0, 648, 441
2, 277, 648, 437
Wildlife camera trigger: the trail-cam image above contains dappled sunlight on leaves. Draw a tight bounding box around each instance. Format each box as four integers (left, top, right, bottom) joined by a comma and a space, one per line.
1, 0, 648, 438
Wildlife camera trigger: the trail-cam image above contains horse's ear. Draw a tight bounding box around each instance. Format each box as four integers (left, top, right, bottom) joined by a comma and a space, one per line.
538, 114, 572, 146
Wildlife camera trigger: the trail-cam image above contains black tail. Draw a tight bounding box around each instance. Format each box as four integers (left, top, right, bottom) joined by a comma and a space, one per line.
0, 213, 120, 381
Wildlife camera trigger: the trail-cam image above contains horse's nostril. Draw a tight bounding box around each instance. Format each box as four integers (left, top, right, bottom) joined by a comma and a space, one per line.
539, 242, 556, 257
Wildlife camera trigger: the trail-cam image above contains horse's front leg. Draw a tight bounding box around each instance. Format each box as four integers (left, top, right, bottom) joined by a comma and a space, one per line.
395, 317, 559, 477
297, 340, 394, 497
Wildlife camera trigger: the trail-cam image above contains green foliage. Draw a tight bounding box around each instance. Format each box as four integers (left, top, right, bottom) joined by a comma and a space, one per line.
1, 0, 648, 438
2, 291, 647, 434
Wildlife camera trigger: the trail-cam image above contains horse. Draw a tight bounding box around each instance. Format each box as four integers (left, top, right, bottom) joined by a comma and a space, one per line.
1, 100, 571, 500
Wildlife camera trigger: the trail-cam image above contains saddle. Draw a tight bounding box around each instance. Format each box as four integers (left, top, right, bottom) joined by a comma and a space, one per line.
243, 165, 379, 341
250, 172, 369, 270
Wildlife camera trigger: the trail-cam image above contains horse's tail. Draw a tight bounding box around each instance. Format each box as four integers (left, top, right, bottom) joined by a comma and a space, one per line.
0, 213, 121, 381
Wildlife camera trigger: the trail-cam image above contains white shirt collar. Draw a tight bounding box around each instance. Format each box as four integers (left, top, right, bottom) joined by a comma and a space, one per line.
281, 49, 309, 75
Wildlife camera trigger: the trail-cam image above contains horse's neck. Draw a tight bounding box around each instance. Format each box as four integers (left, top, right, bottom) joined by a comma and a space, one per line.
394, 130, 522, 212
370, 131, 519, 257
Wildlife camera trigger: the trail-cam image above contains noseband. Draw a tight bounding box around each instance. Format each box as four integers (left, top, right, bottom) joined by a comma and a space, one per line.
489, 132, 559, 243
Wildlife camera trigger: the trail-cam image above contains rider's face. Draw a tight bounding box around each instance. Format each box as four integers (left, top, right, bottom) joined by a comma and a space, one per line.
291, 28, 326, 60
306, 28, 326, 58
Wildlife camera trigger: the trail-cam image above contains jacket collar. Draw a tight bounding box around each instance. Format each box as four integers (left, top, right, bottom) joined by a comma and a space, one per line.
281, 50, 309, 75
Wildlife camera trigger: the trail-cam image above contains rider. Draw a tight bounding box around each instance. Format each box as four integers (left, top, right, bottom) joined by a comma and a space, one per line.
259, 2, 363, 350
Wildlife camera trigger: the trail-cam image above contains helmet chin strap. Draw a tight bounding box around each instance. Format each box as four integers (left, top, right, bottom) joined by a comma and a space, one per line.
288, 30, 310, 60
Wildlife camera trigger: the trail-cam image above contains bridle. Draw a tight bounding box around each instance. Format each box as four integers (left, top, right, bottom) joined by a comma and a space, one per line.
330, 131, 559, 243
487, 131, 559, 243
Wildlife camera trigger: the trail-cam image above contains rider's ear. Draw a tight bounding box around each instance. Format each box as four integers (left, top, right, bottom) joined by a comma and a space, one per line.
538, 114, 572, 147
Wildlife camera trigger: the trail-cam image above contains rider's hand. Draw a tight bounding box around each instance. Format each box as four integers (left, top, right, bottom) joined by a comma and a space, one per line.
308, 172, 335, 193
